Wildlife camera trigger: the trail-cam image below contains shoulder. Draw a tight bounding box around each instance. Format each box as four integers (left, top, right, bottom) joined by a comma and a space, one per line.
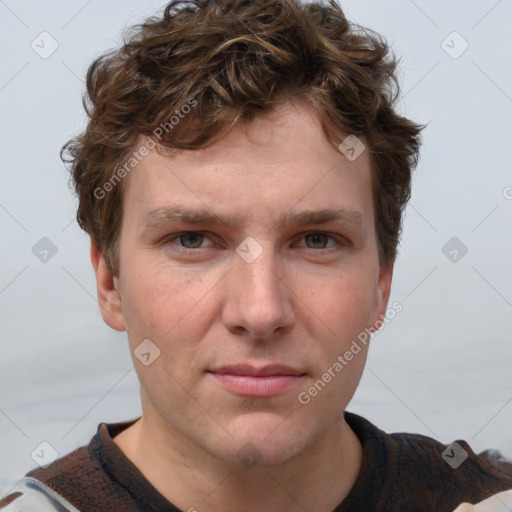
0, 444, 94, 511
0, 476, 80, 511
345, 412, 512, 510
388, 429, 512, 483
1, 420, 139, 511
390, 430, 512, 508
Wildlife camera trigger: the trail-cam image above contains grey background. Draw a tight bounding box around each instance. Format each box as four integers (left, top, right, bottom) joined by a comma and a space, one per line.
1, 0, 511, 495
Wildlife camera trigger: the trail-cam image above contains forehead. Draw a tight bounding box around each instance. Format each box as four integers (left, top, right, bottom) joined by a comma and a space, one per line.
121, 102, 374, 233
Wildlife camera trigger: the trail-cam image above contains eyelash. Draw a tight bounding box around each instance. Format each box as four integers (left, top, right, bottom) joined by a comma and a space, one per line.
163, 231, 349, 255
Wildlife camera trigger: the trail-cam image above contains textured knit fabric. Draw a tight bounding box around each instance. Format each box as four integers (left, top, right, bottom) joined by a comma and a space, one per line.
2, 411, 512, 511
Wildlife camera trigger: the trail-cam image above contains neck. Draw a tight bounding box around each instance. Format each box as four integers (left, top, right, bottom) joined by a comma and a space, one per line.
114, 413, 362, 512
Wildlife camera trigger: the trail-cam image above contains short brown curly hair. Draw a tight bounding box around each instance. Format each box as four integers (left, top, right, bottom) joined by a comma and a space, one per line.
63, 0, 424, 276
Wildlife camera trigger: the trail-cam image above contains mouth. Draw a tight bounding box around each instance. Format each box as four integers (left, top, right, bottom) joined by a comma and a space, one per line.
207, 364, 307, 398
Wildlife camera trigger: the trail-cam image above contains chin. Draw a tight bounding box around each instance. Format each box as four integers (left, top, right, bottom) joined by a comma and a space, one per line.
219, 412, 317, 467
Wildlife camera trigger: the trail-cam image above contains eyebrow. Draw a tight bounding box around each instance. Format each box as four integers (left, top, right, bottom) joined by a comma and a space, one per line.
142, 206, 366, 234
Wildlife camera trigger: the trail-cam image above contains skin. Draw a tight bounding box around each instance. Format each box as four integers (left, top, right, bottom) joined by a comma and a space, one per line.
91, 100, 392, 512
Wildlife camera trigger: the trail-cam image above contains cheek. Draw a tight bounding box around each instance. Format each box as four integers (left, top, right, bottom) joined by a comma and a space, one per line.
122, 277, 175, 338
301, 275, 373, 410
120, 262, 217, 347
307, 269, 376, 339
121, 271, 213, 392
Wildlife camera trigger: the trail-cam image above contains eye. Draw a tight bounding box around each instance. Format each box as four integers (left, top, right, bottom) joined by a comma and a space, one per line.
295, 232, 348, 252
303, 233, 333, 249
164, 232, 215, 252
161, 230, 349, 256
177, 232, 208, 249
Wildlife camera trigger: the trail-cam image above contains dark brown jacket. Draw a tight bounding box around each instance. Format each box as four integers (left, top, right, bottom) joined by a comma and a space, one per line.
2, 412, 512, 511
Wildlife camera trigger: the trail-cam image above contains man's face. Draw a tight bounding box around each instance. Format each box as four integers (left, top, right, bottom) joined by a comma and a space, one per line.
95, 102, 391, 465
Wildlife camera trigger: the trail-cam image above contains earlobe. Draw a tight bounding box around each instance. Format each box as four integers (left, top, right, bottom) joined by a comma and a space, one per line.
90, 237, 126, 332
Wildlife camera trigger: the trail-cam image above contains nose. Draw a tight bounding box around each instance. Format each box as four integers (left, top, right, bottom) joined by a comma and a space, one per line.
221, 242, 296, 341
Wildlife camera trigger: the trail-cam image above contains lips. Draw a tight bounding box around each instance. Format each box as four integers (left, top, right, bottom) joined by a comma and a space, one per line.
208, 364, 306, 397
211, 364, 305, 377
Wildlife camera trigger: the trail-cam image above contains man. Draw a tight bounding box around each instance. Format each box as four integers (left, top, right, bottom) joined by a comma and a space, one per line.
1, 0, 511, 510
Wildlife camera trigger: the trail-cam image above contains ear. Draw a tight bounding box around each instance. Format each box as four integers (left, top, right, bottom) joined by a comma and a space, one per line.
369, 264, 393, 332
90, 237, 126, 332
